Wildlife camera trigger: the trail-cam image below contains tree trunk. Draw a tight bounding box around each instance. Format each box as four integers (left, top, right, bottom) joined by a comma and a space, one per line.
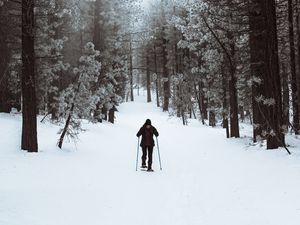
21, 0, 38, 152
0, 51, 10, 113
108, 106, 116, 124
222, 70, 229, 138
94, 102, 102, 122
93, 0, 101, 121
161, 1, 170, 111
249, 0, 265, 142
102, 107, 107, 121
281, 63, 290, 130
239, 106, 245, 122
194, 82, 205, 125
0, 5, 12, 113
154, 45, 160, 107
58, 103, 74, 149
93, 0, 101, 51
129, 40, 134, 101
248, 0, 286, 149
263, 0, 285, 149
162, 33, 169, 111
228, 33, 240, 138
146, 54, 151, 102
288, 0, 299, 134
296, 0, 300, 127
229, 71, 239, 137
201, 89, 208, 120
209, 103, 216, 127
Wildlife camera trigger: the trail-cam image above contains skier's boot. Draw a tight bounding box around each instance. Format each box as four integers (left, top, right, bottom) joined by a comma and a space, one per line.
147, 167, 154, 172
141, 160, 147, 168
147, 162, 154, 172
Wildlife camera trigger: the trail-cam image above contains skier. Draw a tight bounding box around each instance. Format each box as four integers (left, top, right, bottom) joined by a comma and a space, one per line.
136, 119, 159, 172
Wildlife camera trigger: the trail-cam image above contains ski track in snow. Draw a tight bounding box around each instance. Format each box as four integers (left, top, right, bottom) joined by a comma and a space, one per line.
1, 92, 300, 225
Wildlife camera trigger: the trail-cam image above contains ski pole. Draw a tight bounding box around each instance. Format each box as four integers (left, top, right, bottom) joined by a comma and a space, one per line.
156, 136, 162, 170
135, 137, 140, 171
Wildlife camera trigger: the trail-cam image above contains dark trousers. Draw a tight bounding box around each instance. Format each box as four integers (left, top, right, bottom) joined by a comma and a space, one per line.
142, 146, 153, 169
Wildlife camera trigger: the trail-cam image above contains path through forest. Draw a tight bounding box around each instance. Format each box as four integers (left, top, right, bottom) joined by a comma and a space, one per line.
0, 93, 300, 225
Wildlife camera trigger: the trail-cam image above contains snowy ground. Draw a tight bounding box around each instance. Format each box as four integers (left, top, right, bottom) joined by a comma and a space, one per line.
1, 92, 300, 225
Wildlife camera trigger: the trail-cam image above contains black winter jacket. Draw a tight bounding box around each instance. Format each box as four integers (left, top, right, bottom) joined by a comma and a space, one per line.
136, 125, 159, 147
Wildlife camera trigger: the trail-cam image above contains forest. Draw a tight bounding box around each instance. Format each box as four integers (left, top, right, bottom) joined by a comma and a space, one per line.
2, 1, 300, 225
0, 0, 300, 153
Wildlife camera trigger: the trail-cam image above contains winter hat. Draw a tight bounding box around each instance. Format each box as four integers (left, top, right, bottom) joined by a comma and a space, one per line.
145, 119, 151, 125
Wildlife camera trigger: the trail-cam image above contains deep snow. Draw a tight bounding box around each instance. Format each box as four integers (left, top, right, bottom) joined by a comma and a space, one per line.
1, 92, 300, 225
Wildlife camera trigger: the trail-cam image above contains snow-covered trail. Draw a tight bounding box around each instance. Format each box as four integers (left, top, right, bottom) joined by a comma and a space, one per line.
1, 93, 300, 225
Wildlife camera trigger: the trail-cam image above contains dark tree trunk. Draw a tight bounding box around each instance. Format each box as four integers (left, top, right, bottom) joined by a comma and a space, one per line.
209, 102, 216, 127
249, 0, 265, 142
201, 90, 208, 120
102, 107, 107, 121
93, 0, 101, 121
281, 63, 290, 130
248, 0, 286, 150
194, 82, 205, 125
228, 34, 240, 138
58, 103, 74, 149
108, 106, 116, 124
146, 54, 151, 102
288, 0, 299, 134
193, 57, 205, 124
222, 70, 229, 138
160, 0, 169, 111
0, 5, 11, 113
181, 107, 186, 125
228, 73, 239, 138
129, 40, 134, 102
262, 0, 285, 149
93, 0, 101, 51
239, 106, 245, 122
94, 102, 102, 123
0, 53, 10, 113
21, 0, 38, 152
296, 0, 300, 120
197, 57, 207, 121
176, 84, 181, 118
153, 45, 160, 107
159, 19, 170, 112
162, 34, 169, 111
197, 81, 208, 120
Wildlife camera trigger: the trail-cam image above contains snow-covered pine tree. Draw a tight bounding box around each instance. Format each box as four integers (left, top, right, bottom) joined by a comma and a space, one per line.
58, 42, 101, 149
91, 0, 139, 122
35, 0, 72, 120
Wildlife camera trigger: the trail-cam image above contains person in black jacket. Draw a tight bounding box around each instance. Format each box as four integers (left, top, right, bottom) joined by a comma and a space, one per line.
136, 119, 159, 171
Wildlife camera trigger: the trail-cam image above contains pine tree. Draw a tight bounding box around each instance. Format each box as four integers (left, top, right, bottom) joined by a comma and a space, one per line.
58, 42, 101, 149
